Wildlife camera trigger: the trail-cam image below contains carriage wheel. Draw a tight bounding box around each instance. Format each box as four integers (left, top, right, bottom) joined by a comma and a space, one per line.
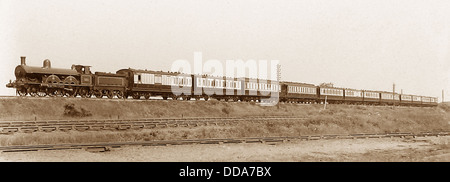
86, 90, 93, 98
116, 91, 124, 99
172, 95, 179, 100
203, 96, 209, 101
80, 88, 92, 98
162, 96, 168, 100
132, 92, 140, 99
144, 93, 151, 100
106, 90, 113, 99
94, 90, 102, 98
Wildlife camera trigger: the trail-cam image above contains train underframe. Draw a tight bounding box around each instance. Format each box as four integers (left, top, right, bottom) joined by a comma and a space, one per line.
11, 82, 126, 99
10, 83, 436, 107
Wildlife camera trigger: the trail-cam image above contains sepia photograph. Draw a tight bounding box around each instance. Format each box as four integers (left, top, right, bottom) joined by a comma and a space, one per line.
0, 0, 449, 178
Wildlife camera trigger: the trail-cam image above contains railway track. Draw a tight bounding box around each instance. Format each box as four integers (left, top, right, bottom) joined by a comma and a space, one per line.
0, 131, 448, 153
0, 116, 307, 134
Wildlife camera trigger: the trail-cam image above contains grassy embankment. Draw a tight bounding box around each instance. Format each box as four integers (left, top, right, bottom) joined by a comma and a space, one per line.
0, 97, 448, 146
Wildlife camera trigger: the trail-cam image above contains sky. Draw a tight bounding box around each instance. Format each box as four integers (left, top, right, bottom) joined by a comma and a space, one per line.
0, 0, 449, 101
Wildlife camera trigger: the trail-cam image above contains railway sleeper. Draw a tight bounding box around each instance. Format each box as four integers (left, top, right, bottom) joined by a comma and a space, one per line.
1, 127, 19, 134
306, 136, 322, 140
156, 123, 168, 128
207, 122, 219, 126
117, 125, 131, 130
0, 123, 12, 127
58, 126, 73, 132
2, 149, 40, 153
90, 125, 106, 131
131, 124, 145, 130
84, 146, 111, 153
199, 140, 222, 144
178, 123, 189, 127
40, 127, 57, 132
21, 127, 39, 133
143, 124, 157, 129
167, 124, 178, 127
74, 126, 90, 131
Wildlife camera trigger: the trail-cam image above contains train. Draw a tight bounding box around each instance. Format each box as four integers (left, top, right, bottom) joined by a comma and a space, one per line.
6, 57, 438, 107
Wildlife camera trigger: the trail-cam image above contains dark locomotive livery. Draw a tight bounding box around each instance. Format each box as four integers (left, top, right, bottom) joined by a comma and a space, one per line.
8, 57, 127, 99
6, 57, 438, 107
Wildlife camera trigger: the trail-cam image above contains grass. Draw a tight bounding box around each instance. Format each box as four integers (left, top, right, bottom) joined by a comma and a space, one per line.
0, 98, 449, 146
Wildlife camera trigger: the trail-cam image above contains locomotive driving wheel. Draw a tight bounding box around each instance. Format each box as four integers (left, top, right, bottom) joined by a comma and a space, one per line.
55, 89, 65, 97
65, 87, 76, 97
47, 88, 56, 97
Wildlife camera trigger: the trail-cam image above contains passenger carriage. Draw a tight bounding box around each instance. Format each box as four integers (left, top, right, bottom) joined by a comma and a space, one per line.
243, 78, 280, 102
411, 95, 422, 106
400, 94, 413, 106
379, 91, 400, 106
319, 87, 344, 104
116, 69, 192, 100
192, 74, 242, 101
343, 88, 364, 104
362, 90, 380, 105
280, 81, 317, 103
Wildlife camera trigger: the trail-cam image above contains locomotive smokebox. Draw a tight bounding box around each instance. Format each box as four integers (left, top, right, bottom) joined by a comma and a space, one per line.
43, 59, 51, 69
20, 56, 26, 65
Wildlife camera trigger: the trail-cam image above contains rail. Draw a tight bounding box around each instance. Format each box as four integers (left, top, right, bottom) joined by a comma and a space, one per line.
0, 116, 307, 134
0, 131, 448, 152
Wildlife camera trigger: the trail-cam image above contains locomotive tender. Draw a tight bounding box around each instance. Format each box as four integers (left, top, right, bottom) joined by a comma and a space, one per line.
6, 57, 438, 107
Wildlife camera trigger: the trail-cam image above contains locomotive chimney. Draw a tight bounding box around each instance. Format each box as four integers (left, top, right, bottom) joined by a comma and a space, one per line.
20, 56, 26, 65
43, 59, 51, 69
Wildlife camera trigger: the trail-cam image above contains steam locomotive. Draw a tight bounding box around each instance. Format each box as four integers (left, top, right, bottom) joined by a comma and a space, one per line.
6, 57, 438, 107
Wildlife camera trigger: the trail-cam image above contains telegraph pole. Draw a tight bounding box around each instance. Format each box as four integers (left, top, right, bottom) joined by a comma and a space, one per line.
443, 89, 445, 103
392, 83, 395, 109
276, 64, 281, 82
276, 64, 281, 108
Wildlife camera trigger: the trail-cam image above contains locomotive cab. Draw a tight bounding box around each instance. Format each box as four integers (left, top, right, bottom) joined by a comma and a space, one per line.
71, 65, 93, 86
71, 65, 92, 74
